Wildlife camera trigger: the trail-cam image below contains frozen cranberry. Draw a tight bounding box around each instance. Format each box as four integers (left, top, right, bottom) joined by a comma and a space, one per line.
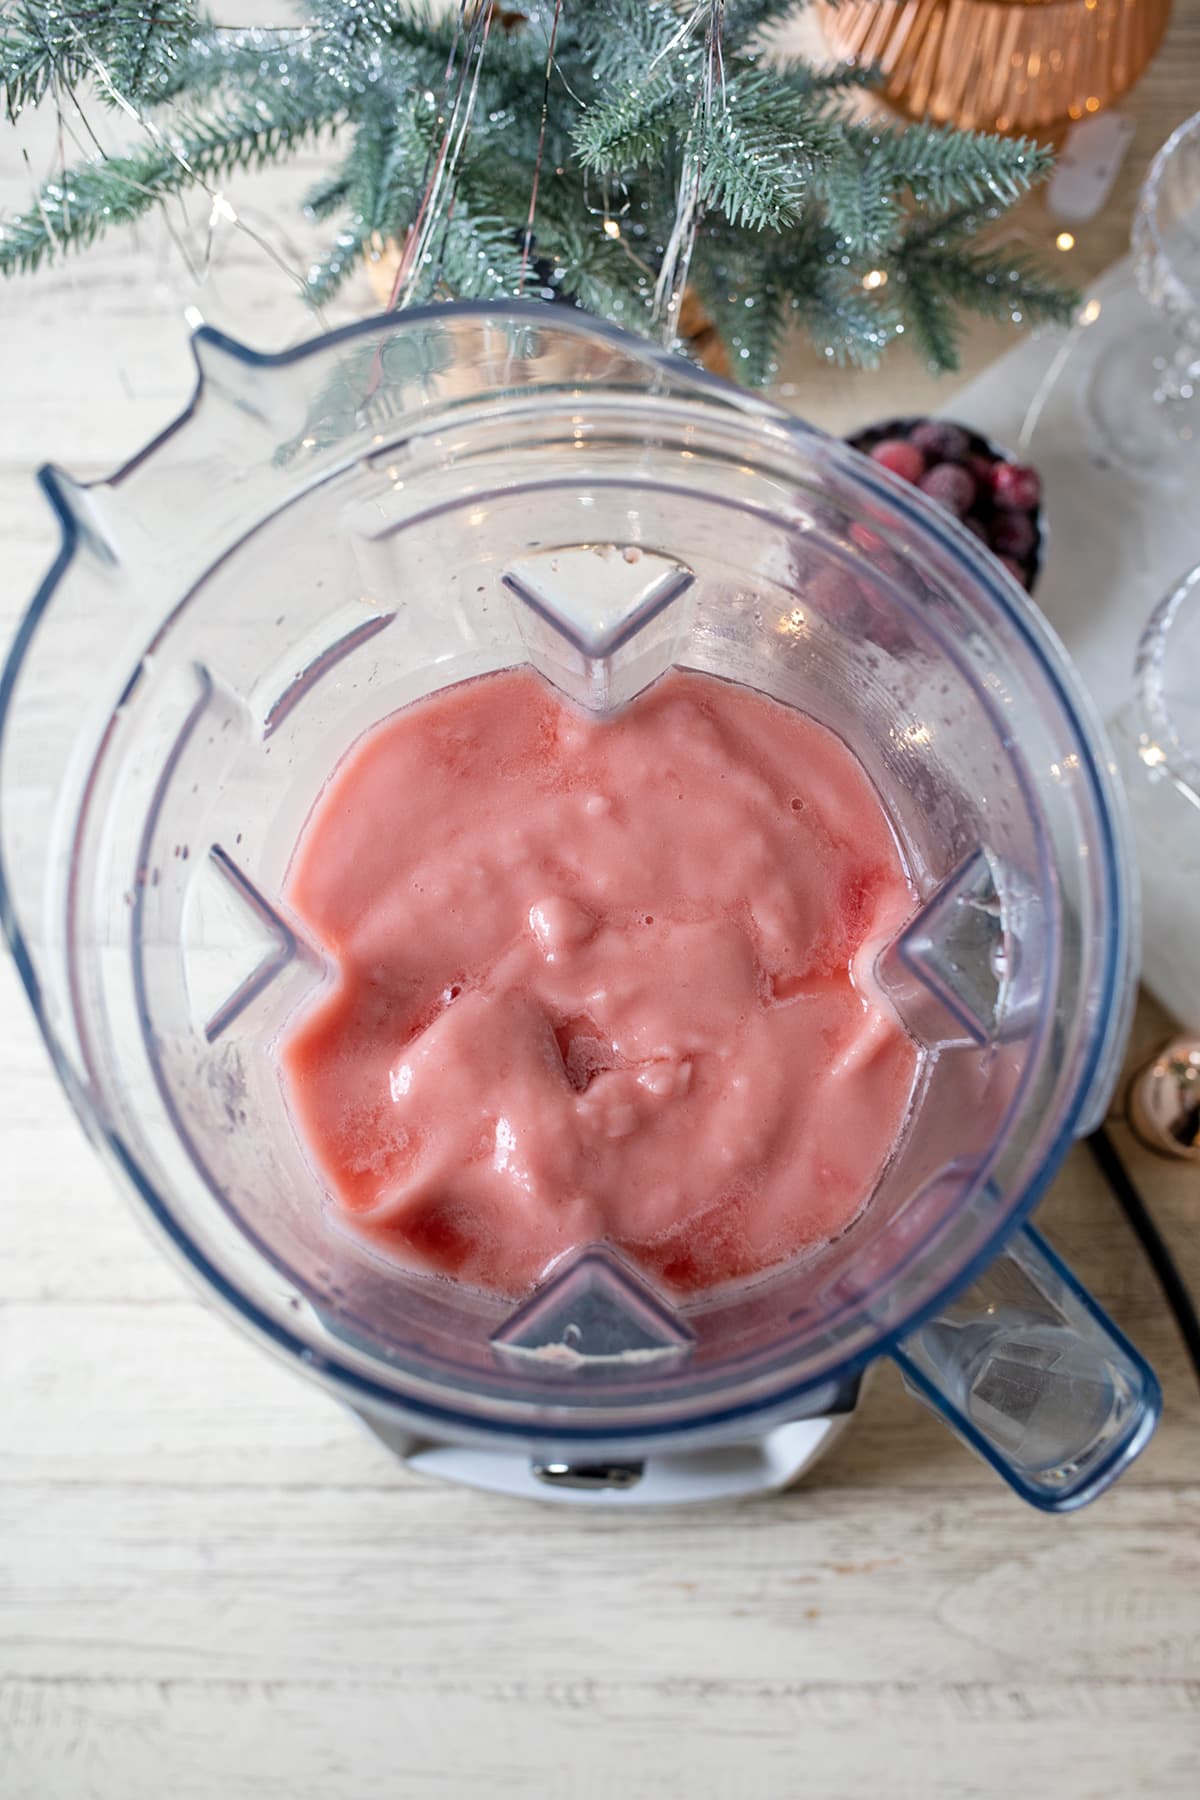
909, 419, 971, 463
967, 452, 997, 490
870, 438, 925, 483
807, 564, 871, 635
849, 520, 885, 554
918, 462, 976, 516
990, 511, 1037, 558
848, 521, 900, 575
992, 461, 1041, 510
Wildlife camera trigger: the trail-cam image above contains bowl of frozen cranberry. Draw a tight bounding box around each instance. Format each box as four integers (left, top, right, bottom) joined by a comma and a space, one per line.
845, 418, 1044, 595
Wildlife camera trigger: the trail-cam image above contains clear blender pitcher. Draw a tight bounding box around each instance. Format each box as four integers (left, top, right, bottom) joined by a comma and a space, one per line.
0, 304, 1158, 1509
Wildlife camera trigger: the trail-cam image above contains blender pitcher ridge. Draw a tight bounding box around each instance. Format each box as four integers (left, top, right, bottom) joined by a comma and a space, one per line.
0, 301, 1157, 1508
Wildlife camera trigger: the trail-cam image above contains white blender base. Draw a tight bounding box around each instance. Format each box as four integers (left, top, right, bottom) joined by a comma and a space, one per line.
353, 1408, 854, 1506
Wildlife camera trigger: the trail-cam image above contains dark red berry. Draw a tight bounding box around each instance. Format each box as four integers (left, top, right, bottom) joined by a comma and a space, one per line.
863, 602, 915, 658
992, 462, 1041, 510
918, 462, 976, 516
849, 520, 885, 554
990, 511, 1037, 558
967, 452, 997, 490
807, 565, 872, 635
848, 519, 901, 579
909, 419, 971, 463
870, 438, 925, 483
998, 555, 1029, 587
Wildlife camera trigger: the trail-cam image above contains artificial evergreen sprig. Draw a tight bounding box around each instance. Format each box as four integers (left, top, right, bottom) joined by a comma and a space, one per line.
0, 0, 198, 120
817, 122, 1054, 255
0, 0, 1077, 381
894, 203, 1074, 370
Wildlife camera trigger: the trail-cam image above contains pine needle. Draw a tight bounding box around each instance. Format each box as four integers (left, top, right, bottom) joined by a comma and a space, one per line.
0, 87, 340, 275
0, 0, 1075, 386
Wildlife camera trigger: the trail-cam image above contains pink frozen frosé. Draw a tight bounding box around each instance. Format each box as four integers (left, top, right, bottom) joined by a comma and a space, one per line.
280, 668, 918, 1297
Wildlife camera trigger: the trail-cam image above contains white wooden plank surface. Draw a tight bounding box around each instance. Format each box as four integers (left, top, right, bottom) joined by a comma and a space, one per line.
3, 9, 1200, 1797
3, 1675, 1195, 1800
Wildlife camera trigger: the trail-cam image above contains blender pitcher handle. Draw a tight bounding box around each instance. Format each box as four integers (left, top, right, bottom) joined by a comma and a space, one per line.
891, 1226, 1160, 1510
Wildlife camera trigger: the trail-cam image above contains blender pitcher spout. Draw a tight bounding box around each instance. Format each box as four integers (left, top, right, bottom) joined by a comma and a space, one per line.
892, 1226, 1161, 1510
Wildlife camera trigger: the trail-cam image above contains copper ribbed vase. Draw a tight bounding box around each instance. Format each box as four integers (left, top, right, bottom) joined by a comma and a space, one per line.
819, 0, 1172, 135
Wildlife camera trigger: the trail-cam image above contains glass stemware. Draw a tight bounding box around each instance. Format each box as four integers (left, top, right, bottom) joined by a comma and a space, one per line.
1089, 112, 1200, 475
1109, 561, 1200, 1027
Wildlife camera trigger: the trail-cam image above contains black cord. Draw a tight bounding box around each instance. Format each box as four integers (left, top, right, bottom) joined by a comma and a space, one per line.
1087, 1124, 1200, 1396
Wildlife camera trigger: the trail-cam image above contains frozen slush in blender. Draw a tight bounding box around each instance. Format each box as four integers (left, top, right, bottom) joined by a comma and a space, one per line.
0, 304, 1159, 1507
